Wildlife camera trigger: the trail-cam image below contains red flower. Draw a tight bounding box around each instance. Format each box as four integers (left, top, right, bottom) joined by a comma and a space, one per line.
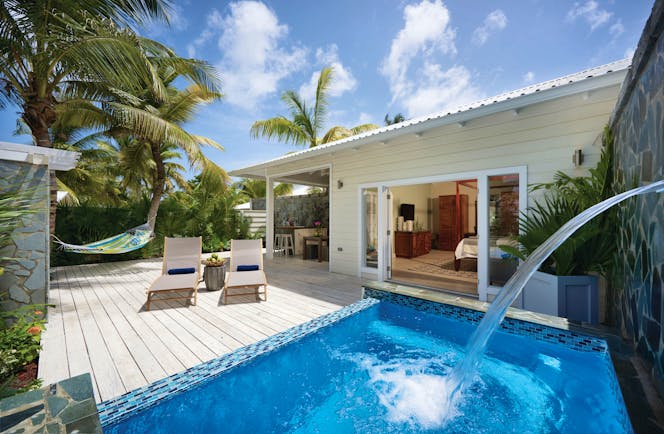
27, 326, 41, 335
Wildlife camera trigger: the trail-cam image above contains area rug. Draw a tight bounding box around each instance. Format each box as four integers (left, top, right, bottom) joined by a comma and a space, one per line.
394, 255, 478, 282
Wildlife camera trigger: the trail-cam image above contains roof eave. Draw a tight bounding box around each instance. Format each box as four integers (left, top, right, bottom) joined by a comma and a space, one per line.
0, 142, 81, 171
230, 66, 627, 178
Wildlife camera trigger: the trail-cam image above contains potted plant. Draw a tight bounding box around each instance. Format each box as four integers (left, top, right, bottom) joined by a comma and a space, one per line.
502, 128, 616, 324
203, 253, 226, 291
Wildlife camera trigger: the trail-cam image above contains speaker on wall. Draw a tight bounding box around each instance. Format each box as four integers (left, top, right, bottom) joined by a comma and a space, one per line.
400, 204, 415, 221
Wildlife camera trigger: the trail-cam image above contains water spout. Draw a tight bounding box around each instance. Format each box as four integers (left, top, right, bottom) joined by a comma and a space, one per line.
446, 179, 664, 406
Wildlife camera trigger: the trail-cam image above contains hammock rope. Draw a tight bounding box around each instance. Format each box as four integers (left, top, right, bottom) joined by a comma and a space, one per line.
53, 223, 153, 254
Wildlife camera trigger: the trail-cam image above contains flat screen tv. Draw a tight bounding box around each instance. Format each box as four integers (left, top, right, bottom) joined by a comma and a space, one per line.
400, 204, 415, 221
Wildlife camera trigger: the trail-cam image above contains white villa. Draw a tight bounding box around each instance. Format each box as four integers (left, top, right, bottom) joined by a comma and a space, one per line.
230, 58, 630, 304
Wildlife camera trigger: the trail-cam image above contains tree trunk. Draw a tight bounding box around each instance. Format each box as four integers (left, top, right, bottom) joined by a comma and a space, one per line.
23, 105, 57, 235
147, 142, 166, 231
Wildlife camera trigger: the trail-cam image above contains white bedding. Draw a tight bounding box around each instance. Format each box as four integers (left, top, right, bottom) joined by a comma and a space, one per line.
454, 236, 517, 260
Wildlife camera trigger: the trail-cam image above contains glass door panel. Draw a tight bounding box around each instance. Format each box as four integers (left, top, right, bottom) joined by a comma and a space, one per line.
488, 174, 520, 286
363, 188, 378, 268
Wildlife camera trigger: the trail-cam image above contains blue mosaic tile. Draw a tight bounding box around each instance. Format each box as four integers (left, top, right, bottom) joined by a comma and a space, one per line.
97, 297, 379, 427
363, 288, 609, 353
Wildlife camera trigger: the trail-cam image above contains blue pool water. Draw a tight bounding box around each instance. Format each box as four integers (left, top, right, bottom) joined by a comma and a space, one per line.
104, 301, 630, 433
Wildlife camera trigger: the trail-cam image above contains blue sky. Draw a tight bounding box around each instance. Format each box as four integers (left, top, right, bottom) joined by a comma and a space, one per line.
0, 0, 653, 177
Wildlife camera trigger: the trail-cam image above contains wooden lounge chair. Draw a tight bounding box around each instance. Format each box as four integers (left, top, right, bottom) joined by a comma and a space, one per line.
146, 237, 202, 311
223, 239, 267, 304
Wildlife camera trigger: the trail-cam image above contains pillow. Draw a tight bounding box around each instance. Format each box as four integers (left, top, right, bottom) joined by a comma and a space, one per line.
167, 267, 196, 275
237, 264, 259, 272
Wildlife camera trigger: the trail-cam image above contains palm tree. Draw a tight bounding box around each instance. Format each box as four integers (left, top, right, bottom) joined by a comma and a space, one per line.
80, 63, 228, 230
250, 66, 378, 148
0, 0, 171, 231
384, 113, 405, 125
236, 178, 293, 200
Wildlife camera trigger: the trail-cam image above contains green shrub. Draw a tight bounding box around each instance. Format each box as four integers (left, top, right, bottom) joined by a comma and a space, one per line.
0, 305, 49, 398
502, 127, 617, 277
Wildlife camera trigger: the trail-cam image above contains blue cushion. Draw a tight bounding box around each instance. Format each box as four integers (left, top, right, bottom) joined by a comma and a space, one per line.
167, 267, 196, 275
237, 264, 259, 271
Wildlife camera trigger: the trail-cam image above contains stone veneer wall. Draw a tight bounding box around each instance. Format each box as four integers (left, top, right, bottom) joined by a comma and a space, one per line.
0, 160, 49, 310
610, 0, 664, 387
251, 192, 329, 227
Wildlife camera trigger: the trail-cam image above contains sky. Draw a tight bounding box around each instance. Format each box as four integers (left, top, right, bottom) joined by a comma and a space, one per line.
0, 0, 654, 179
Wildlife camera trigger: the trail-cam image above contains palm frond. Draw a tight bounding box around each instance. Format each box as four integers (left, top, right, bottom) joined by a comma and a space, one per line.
250, 117, 309, 146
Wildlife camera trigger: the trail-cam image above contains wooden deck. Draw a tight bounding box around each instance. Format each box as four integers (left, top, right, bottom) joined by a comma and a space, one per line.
38, 256, 364, 402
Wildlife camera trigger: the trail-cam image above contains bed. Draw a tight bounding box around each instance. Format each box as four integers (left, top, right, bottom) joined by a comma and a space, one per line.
453, 236, 517, 274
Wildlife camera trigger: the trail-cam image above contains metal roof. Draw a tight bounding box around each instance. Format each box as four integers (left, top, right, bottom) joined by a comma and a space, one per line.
230, 58, 631, 177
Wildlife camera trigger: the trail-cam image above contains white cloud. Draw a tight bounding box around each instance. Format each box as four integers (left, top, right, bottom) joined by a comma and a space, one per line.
624, 47, 635, 60
380, 0, 457, 103
610, 19, 625, 37
357, 112, 374, 125
380, 0, 483, 118
401, 64, 482, 117
472, 9, 507, 46
299, 45, 357, 101
567, 1, 612, 31
187, 2, 305, 109
167, 4, 189, 31
523, 71, 535, 83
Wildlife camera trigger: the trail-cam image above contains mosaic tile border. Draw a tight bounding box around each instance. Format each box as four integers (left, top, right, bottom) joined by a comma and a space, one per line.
364, 288, 609, 353
97, 297, 379, 427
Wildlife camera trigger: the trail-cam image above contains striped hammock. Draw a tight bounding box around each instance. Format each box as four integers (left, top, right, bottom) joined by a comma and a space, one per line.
54, 224, 153, 254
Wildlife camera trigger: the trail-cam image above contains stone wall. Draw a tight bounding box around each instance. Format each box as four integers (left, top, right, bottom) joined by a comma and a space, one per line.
251, 192, 329, 228
610, 0, 664, 387
0, 160, 49, 310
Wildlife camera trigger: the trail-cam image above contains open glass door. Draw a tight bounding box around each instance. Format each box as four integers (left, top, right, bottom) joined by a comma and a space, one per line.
362, 188, 378, 270
479, 169, 527, 302
384, 187, 393, 280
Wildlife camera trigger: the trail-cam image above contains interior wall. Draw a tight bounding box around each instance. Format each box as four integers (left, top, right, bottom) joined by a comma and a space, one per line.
390, 184, 431, 231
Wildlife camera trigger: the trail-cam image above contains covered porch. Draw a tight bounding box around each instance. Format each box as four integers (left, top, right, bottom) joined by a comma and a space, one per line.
243, 166, 331, 264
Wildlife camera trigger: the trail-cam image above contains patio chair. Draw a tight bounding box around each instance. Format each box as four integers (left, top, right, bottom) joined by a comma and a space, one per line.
223, 239, 267, 304
146, 237, 202, 311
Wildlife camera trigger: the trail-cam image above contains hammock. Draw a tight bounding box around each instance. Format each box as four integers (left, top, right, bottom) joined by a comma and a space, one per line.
53, 224, 153, 254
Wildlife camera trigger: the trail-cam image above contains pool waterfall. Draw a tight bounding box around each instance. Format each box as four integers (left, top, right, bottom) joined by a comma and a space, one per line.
446, 179, 664, 411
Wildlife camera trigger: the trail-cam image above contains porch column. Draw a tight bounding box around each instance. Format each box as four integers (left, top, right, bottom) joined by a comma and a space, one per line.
265, 175, 274, 259
477, 176, 489, 302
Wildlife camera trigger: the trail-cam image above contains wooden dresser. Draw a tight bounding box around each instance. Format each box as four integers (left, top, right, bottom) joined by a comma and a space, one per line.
395, 231, 432, 258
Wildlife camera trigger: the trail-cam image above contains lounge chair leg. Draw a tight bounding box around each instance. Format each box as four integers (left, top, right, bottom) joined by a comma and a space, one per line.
146, 293, 151, 311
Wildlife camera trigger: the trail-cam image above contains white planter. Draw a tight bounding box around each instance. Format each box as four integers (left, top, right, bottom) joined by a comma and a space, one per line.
522, 271, 599, 324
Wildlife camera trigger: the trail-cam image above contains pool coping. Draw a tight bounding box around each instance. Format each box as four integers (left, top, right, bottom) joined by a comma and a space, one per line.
363, 281, 630, 349
96, 296, 380, 427
97, 285, 631, 431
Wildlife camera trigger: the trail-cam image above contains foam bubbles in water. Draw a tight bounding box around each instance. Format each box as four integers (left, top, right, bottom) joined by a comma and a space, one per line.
356, 355, 459, 429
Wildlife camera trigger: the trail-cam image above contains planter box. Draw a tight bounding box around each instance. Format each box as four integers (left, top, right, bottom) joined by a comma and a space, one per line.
522, 271, 598, 324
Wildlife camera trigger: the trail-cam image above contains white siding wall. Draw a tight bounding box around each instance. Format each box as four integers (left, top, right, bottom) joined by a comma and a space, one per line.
265, 84, 621, 277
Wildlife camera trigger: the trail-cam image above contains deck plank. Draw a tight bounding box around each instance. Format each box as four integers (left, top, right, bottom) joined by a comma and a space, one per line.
40, 257, 364, 402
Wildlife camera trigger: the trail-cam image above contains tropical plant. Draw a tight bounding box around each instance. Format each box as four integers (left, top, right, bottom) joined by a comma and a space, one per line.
0, 305, 48, 397
384, 113, 405, 125
502, 127, 617, 277
250, 66, 379, 148
236, 178, 293, 201
0, 0, 171, 231
63, 53, 227, 230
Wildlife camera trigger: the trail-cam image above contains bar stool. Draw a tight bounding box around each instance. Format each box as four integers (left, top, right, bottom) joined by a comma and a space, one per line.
274, 233, 286, 255
280, 233, 294, 256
